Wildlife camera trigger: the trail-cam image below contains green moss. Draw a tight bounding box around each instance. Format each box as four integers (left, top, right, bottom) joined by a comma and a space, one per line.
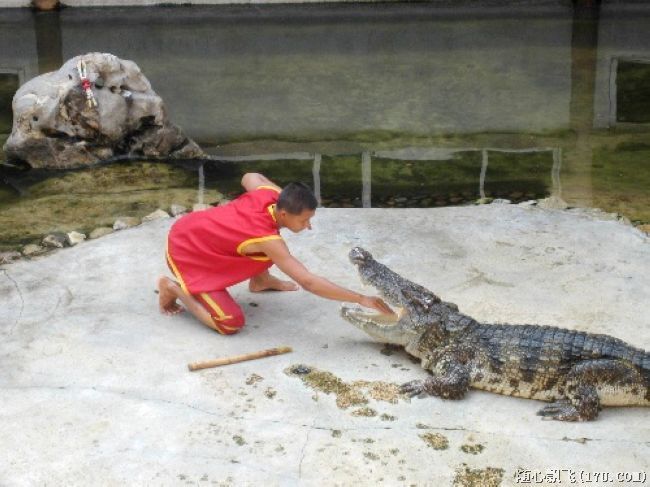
2, 128, 650, 251
285, 364, 404, 410
453, 466, 504, 487
351, 407, 377, 417
363, 451, 380, 461
589, 148, 650, 223
460, 443, 485, 455
420, 433, 449, 450
0, 162, 224, 251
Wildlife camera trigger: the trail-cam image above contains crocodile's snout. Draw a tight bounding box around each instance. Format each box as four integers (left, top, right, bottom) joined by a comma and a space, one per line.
349, 247, 372, 265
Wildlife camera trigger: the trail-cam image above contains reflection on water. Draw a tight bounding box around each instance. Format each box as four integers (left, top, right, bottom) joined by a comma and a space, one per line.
1, 2, 650, 251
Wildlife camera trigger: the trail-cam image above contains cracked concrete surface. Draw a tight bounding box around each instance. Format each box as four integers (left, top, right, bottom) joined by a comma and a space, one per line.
0, 205, 648, 486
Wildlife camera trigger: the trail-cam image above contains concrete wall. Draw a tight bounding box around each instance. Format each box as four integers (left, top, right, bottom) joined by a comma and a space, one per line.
1, 4, 574, 143
1, 0, 567, 7
0, 9, 40, 86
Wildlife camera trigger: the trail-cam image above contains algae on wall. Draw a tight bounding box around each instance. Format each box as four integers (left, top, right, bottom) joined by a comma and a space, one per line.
0, 163, 223, 251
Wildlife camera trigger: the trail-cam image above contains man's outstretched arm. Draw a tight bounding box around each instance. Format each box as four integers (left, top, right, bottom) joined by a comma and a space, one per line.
259, 240, 394, 315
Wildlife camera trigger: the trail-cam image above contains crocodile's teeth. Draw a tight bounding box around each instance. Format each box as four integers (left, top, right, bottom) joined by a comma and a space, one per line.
341, 305, 403, 325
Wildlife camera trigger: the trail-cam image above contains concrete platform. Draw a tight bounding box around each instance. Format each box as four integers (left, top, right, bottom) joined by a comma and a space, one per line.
1, 205, 648, 486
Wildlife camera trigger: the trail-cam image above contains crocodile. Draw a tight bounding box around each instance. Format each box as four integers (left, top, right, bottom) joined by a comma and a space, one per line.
340, 247, 650, 421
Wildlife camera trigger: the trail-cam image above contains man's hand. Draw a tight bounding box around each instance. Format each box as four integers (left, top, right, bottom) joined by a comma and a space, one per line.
358, 295, 395, 315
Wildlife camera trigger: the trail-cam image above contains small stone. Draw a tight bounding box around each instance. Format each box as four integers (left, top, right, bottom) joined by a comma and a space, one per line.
636, 224, 650, 235
42, 232, 68, 248
0, 251, 22, 264
113, 217, 140, 230
537, 196, 569, 210
170, 204, 187, 217
66, 231, 86, 246
22, 244, 46, 256
331, 430, 342, 438
142, 209, 170, 222
491, 198, 511, 205
192, 203, 211, 212
89, 227, 114, 239
289, 365, 311, 375
264, 387, 277, 399
617, 214, 632, 225
518, 200, 537, 207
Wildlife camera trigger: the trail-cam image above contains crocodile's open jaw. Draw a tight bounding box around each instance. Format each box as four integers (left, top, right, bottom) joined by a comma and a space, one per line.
340, 305, 403, 325
340, 304, 410, 344
340, 247, 426, 345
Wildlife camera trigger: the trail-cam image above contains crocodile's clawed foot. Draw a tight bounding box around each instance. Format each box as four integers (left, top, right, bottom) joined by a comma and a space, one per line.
400, 380, 426, 397
536, 401, 585, 422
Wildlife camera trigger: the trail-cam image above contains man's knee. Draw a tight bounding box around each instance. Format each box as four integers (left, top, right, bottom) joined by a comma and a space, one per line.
211, 311, 245, 335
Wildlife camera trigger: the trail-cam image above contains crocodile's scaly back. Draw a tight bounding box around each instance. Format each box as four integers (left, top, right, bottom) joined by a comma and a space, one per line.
460, 323, 650, 403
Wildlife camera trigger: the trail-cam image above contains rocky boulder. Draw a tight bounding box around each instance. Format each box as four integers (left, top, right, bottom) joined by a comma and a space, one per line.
2, 52, 205, 169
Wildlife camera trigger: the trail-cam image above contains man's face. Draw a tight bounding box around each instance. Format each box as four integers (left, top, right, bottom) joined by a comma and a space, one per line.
280, 208, 316, 233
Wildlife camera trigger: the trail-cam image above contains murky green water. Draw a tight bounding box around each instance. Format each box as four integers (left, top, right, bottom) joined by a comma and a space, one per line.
1, 3, 650, 252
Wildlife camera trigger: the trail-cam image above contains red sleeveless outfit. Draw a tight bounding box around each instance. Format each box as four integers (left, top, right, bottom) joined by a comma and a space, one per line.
166, 186, 282, 334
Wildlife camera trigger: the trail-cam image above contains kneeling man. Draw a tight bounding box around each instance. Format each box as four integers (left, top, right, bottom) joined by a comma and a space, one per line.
158, 172, 392, 334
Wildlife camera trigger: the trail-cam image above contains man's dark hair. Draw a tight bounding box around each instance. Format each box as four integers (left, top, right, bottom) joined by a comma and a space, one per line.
277, 182, 318, 215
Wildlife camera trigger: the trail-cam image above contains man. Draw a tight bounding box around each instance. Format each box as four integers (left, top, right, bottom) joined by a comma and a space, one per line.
158, 172, 393, 334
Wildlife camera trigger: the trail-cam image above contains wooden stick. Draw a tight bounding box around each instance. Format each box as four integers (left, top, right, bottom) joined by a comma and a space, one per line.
188, 346, 293, 371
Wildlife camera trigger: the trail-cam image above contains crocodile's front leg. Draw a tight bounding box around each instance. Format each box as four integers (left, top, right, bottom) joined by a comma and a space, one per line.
401, 347, 471, 400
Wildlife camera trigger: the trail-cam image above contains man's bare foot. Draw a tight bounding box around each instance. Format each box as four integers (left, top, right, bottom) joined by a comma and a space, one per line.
249, 274, 299, 292
157, 276, 185, 315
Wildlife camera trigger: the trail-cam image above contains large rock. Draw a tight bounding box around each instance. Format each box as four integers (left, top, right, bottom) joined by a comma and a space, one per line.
2, 53, 205, 169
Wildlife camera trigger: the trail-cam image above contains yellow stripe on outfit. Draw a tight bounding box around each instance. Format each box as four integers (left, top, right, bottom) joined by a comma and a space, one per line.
267, 204, 277, 222
166, 240, 190, 295
236, 235, 283, 261
199, 293, 234, 322
256, 185, 281, 193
